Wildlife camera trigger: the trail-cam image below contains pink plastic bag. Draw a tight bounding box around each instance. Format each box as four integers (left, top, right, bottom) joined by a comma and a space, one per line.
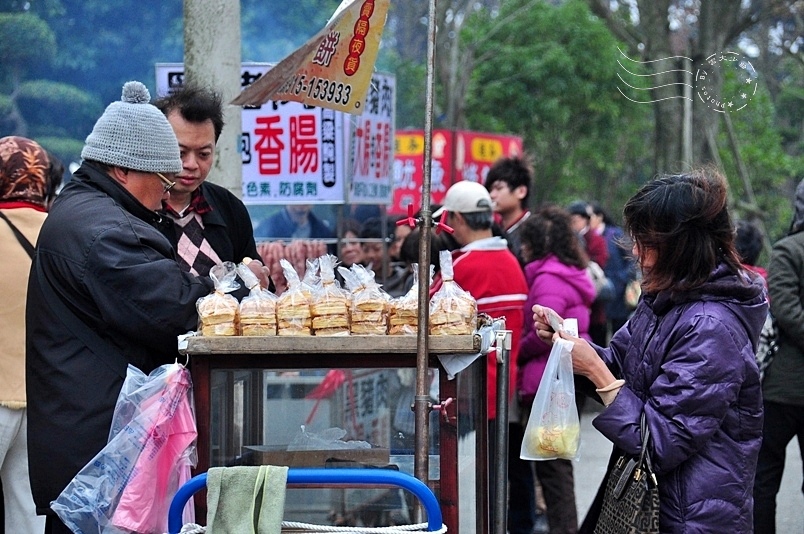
52, 363, 197, 534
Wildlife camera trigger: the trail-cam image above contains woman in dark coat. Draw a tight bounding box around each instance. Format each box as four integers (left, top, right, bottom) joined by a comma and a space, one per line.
533, 168, 767, 533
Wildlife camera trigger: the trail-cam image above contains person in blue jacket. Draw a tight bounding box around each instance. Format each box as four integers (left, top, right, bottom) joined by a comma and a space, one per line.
533, 168, 767, 533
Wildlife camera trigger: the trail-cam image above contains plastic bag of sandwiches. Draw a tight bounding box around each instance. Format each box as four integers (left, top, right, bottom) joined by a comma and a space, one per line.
196, 261, 240, 336
300, 257, 320, 301
310, 254, 350, 336
338, 263, 390, 335
388, 263, 433, 335
429, 250, 477, 335
276, 258, 312, 336
235, 259, 278, 336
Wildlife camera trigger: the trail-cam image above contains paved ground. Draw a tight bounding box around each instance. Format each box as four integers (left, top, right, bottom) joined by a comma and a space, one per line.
574, 404, 803, 532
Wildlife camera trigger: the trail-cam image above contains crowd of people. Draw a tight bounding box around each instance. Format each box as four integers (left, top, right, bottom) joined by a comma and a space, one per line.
2, 78, 801, 534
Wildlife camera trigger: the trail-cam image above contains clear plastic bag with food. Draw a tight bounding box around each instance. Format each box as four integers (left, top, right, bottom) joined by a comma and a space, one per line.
388, 263, 433, 335
429, 250, 477, 335
310, 254, 350, 336
520, 337, 581, 461
235, 260, 278, 336
300, 257, 319, 294
276, 258, 312, 336
339, 263, 390, 335
196, 261, 240, 336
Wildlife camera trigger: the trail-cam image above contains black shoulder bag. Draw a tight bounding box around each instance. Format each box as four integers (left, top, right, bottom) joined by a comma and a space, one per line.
594, 412, 660, 534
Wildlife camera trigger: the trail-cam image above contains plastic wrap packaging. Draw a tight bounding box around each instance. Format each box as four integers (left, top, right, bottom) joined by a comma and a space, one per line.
236, 260, 278, 336
300, 257, 320, 301
310, 254, 350, 336
388, 263, 433, 335
196, 262, 240, 336
429, 250, 477, 335
339, 263, 391, 335
276, 258, 313, 336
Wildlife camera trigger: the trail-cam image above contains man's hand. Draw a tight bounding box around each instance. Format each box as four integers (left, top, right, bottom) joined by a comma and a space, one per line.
244, 258, 273, 290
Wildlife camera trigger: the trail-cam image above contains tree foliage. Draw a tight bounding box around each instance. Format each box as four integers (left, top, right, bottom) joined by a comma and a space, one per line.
463, 0, 653, 213
0, 12, 56, 68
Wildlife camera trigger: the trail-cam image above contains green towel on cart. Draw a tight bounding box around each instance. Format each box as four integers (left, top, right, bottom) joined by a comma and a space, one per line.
207, 465, 288, 534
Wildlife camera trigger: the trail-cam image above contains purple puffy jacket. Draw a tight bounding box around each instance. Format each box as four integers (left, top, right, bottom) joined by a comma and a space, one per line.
588, 263, 767, 533
518, 254, 596, 402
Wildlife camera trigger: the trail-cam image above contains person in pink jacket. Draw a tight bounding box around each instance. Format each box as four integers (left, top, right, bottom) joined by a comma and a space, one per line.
518, 205, 596, 534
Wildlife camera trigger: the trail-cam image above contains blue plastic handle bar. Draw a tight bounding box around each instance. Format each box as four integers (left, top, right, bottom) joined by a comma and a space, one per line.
167, 467, 443, 533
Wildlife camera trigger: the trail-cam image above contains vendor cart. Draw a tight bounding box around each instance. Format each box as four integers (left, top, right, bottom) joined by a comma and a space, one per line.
180, 331, 507, 533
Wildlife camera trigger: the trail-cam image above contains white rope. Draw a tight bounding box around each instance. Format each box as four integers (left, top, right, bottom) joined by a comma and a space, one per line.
170, 521, 448, 533
279, 521, 447, 533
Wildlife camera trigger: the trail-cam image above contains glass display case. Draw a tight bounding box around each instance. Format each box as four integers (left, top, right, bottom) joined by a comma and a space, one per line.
183, 334, 489, 532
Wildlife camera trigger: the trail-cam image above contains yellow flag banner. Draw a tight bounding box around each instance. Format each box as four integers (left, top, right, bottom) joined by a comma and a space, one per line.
230, 0, 389, 115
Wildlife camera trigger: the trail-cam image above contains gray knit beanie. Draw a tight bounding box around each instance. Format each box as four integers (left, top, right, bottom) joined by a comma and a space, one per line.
81, 81, 182, 173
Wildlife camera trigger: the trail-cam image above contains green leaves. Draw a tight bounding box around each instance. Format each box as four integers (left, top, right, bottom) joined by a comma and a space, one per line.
464, 0, 652, 208
0, 13, 56, 69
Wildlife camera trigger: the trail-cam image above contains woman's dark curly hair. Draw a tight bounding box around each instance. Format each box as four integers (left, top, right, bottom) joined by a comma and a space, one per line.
623, 167, 742, 293
520, 204, 588, 269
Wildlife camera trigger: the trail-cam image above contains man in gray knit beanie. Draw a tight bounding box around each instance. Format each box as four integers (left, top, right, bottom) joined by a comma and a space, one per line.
25, 80, 218, 534
83, 81, 182, 175
76, 80, 182, 211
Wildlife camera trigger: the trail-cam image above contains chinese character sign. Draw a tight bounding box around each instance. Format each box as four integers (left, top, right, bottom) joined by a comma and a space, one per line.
390, 129, 523, 215
231, 0, 390, 115
347, 72, 395, 204
243, 101, 344, 203
339, 370, 391, 447
155, 63, 346, 205
454, 131, 523, 184
390, 130, 453, 215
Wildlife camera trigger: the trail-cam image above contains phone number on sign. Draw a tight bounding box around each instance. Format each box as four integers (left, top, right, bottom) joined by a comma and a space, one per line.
279, 74, 352, 106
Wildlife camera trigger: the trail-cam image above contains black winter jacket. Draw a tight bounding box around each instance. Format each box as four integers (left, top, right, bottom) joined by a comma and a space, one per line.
25, 162, 214, 515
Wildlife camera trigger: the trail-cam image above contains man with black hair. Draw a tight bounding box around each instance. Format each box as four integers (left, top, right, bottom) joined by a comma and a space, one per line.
485, 156, 532, 262
735, 219, 767, 280
568, 200, 609, 346
154, 85, 270, 285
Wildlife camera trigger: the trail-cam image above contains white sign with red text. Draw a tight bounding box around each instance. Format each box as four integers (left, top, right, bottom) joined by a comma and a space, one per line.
155, 62, 346, 205
346, 72, 395, 205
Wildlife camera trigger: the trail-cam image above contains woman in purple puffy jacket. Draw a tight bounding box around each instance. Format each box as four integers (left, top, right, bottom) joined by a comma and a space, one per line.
534, 168, 767, 533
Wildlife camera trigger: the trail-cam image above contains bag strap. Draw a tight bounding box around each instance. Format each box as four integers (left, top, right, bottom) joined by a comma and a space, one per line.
0, 210, 35, 259
34, 257, 128, 379
638, 412, 658, 485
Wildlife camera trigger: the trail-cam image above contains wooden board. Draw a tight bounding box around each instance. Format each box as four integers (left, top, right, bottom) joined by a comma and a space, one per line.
241, 446, 391, 468
182, 334, 480, 355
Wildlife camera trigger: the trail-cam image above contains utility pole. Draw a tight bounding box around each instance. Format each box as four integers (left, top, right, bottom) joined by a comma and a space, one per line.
184, 0, 243, 197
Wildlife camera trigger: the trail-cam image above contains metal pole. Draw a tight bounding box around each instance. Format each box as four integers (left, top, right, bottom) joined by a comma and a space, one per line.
414, 0, 438, 489
494, 328, 511, 534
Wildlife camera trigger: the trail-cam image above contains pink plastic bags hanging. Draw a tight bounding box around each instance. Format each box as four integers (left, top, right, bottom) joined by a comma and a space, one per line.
52, 363, 197, 534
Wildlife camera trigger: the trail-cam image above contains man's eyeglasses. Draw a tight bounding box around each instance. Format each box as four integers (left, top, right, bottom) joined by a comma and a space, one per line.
155, 172, 175, 194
